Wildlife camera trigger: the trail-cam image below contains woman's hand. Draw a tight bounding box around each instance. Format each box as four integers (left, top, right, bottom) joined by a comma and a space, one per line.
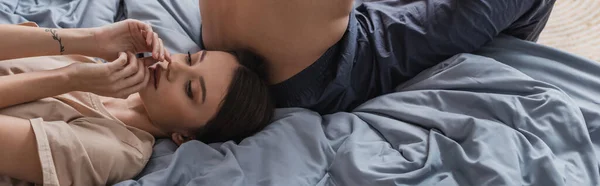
66, 52, 151, 99
92, 19, 171, 62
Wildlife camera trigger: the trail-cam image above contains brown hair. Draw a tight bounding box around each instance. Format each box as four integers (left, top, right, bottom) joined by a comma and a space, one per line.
194, 50, 274, 144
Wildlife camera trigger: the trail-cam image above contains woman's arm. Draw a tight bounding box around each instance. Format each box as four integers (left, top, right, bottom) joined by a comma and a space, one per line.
0, 53, 150, 184
0, 20, 170, 61
0, 24, 96, 60
0, 52, 149, 110
0, 114, 43, 184
0, 66, 73, 109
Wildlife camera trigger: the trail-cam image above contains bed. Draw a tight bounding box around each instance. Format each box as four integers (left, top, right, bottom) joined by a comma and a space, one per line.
2, 0, 600, 185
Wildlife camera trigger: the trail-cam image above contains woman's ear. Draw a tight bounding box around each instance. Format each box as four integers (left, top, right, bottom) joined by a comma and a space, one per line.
170, 132, 196, 146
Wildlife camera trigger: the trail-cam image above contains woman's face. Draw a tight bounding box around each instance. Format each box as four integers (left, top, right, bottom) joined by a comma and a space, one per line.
139, 50, 239, 136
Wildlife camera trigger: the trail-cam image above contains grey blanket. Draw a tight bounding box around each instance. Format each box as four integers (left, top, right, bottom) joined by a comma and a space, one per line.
2, 0, 599, 185
119, 36, 600, 185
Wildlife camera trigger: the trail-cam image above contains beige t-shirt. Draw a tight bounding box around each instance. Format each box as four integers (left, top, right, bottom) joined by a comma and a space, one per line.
0, 56, 155, 186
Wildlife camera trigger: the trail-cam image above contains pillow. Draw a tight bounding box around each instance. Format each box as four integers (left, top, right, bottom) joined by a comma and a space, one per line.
0, 0, 121, 28
123, 0, 202, 54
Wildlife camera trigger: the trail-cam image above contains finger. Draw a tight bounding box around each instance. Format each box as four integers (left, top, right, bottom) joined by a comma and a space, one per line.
141, 57, 159, 67
107, 52, 128, 71
121, 66, 151, 96
145, 29, 153, 46
159, 38, 165, 61
152, 33, 159, 59
129, 21, 149, 51
126, 52, 140, 79
141, 30, 149, 46
144, 21, 154, 34
144, 22, 154, 46
165, 49, 172, 63
139, 30, 152, 52
115, 52, 139, 79
119, 57, 146, 90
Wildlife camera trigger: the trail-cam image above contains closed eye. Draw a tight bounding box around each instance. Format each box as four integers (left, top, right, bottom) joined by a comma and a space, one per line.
187, 51, 192, 65
186, 81, 194, 99
185, 51, 194, 99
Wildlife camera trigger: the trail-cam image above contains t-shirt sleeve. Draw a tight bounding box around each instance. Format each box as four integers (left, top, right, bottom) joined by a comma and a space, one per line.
29, 117, 152, 186
354, 0, 555, 76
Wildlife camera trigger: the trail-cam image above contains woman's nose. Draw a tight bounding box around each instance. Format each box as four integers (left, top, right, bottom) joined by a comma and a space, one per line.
165, 61, 176, 81
148, 61, 174, 81
164, 60, 192, 81
148, 61, 169, 70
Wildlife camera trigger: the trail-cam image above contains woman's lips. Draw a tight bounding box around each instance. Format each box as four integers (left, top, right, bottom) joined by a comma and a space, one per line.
154, 68, 161, 89
148, 67, 160, 90
148, 62, 165, 90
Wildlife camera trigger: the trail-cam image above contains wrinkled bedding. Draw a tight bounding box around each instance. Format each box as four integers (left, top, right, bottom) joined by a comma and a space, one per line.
0, 0, 122, 28
118, 37, 600, 186
2, 0, 600, 185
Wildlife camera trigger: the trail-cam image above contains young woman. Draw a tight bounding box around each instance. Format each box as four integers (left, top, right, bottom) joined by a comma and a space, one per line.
197, 0, 556, 114
0, 20, 274, 185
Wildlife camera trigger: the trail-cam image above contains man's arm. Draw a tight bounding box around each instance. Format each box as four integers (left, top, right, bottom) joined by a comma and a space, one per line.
0, 114, 43, 184
0, 24, 98, 60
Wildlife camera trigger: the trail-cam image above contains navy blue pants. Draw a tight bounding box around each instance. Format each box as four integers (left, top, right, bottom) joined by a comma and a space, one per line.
270, 0, 557, 114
